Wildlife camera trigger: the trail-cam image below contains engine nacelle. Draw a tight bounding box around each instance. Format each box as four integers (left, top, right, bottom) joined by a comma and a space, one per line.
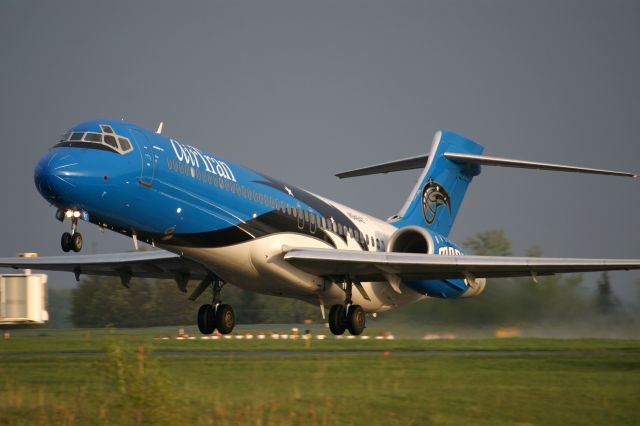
459, 275, 486, 298
387, 226, 435, 255
387, 226, 486, 298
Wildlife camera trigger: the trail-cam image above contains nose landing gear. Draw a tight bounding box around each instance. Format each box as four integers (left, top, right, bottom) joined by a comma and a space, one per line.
61, 231, 82, 253
60, 210, 83, 253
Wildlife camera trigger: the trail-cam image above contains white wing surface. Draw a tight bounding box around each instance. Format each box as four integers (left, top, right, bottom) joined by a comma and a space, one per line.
282, 247, 640, 281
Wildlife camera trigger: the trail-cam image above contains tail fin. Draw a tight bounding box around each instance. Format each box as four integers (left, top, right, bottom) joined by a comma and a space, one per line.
393, 131, 484, 236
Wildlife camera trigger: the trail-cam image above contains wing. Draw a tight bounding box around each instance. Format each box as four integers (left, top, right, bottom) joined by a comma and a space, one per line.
282, 246, 640, 281
0, 251, 210, 289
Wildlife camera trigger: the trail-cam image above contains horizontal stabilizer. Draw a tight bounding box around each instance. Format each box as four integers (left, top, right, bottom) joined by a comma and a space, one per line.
336, 153, 637, 179
335, 155, 428, 178
444, 153, 637, 178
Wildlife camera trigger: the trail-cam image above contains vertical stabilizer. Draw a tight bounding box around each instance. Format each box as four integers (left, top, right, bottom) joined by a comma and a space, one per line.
392, 131, 484, 237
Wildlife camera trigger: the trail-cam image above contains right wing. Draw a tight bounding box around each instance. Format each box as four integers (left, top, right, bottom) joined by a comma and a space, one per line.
282, 247, 640, 281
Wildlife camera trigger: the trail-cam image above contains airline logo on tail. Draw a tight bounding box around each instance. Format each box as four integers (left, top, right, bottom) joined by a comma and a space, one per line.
422, 179, 451, 224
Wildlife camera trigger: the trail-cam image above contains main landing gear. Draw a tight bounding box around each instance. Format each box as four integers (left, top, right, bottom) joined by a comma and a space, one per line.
60, 210, 83, 253
328, 279, 366, 336
197, 278, 235, 335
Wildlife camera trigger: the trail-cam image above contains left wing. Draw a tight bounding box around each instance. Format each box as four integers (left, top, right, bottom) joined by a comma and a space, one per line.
282, 246, 640, 281
0, 251, 210, 290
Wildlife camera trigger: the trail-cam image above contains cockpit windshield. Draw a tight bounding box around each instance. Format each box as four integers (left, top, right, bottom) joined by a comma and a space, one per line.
55, 125, 133, 154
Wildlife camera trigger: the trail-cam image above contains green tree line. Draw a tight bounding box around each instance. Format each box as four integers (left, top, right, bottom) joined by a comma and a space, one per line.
65, 276, 319, 328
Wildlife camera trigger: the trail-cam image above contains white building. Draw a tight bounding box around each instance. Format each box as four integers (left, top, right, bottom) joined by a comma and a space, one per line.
0, 253, 48, 325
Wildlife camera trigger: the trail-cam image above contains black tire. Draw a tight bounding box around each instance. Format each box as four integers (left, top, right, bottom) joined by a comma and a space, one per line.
197, 304, 215, 334
328, 304, 347, 335
347, 305, 366, 335
215, 304, 235, 334
71, 232, 83, 252
61, 232, 72, 252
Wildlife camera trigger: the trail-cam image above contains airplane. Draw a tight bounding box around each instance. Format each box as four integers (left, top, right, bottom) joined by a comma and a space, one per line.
2, 119, 640, 335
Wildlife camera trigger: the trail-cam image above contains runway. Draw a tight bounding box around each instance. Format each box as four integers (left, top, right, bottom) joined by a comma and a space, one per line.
1, 349, 636, 358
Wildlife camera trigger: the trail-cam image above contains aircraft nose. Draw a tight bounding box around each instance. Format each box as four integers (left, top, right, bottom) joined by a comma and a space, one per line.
34, 150, 79, 201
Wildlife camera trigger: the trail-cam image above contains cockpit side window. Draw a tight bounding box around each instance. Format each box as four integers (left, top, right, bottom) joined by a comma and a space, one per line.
104, 135, 118, 149
55, 125, 134, 155
118, 138, 131, 152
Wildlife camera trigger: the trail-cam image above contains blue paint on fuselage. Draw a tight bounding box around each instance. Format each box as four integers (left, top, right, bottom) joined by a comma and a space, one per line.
35, 119, 472, 299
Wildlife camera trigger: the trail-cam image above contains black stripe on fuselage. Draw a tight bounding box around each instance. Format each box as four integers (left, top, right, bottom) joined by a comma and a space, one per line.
253, 176, 368, 250
91, 210, 337, 249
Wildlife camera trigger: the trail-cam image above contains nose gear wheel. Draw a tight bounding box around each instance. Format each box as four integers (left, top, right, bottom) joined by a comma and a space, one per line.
61, 215, 83, 253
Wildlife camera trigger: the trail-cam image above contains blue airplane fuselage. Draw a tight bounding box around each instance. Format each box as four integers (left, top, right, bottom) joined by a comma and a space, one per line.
34, 119, 476, 306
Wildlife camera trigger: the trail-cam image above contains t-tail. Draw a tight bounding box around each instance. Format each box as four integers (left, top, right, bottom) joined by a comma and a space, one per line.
392, 131, 483, 236
336, 130, 637, 237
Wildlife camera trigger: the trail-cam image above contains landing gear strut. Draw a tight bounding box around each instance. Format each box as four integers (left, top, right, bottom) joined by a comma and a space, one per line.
61, 213, 83, 253
328, 278, 366, 336
196, 278, 235, 335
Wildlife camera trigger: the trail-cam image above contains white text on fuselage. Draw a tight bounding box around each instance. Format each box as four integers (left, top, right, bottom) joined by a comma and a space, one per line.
170, 139, 236, 182
438, 246, 463, 256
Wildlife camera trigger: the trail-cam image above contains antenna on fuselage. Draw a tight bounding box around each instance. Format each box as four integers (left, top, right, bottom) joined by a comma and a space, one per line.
156, 122, 164, 134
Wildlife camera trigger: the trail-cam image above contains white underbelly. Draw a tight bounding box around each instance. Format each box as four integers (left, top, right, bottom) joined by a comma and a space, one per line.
160, 233, 425, 312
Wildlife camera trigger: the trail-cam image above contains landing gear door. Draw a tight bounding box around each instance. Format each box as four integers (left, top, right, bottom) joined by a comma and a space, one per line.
131, 129, 155, 188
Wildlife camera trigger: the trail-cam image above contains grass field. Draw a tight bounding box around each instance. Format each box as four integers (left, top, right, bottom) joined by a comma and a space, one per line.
1, 328, 639, 425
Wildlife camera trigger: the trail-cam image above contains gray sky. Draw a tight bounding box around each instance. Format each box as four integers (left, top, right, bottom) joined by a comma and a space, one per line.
1, 0, 639, 294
